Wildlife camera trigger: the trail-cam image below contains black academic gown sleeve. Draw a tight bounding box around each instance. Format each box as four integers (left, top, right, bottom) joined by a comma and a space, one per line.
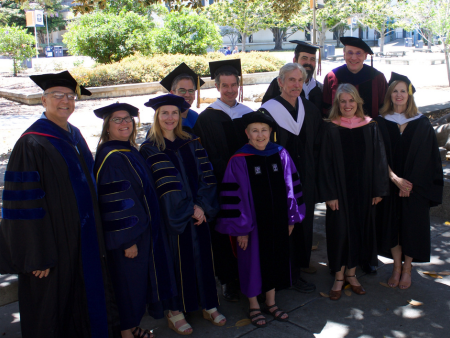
308, 83, 323, 114
262, 78, 281, 104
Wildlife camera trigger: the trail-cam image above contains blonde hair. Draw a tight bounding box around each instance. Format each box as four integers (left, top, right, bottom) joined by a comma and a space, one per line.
97, 112, 139, 149
328, 83, 366, 122
379, 80, 419, 119
147, 106, 190, 150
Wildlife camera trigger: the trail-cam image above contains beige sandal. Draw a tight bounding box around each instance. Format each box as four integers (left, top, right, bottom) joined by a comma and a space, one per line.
202, 308, 226, 326
167, 311, 193, 335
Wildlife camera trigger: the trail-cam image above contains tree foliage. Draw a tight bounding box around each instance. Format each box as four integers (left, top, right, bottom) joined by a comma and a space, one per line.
0, 24, 36, 76
152, 9, 222, 55
63, 11, 155, 64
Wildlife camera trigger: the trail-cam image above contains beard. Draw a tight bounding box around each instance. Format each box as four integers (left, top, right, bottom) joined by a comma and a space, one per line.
303, 64, 315, 80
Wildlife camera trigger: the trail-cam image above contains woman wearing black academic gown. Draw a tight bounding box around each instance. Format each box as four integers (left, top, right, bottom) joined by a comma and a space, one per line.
376, 73, 443, 289
318, 83, 389, 300
94, 103, 177, 338
140, 94, 225, 336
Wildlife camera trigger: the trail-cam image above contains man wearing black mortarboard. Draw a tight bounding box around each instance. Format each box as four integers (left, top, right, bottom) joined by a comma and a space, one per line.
262, 40, 323, 112
322, 37, 388, 120
159, 62, 204, 134
0, 71, 120, 338
193, 59, 252, 302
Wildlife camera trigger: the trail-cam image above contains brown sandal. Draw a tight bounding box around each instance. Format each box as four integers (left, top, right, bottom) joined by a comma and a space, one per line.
345, 275, 366, 295
329, 279, 345, 300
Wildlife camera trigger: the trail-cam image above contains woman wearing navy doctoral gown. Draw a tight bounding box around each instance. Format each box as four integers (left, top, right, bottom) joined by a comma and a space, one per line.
216, 111, 305, 328
94, 103, 177, 338
140, 94, 226, 335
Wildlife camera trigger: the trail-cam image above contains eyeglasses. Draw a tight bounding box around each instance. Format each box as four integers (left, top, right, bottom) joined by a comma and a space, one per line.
345, 51, 364, 57
110, 116, 133, 124
44, 91, 77, 100
177, 88, 196, 95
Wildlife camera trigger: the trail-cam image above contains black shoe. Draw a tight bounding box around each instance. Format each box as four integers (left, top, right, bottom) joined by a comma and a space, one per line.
361, 264, 377, 274
222, 283, 240, 302
291, 277, 316, 293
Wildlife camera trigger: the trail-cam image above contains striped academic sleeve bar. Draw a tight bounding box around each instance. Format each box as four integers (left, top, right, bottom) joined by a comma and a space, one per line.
98, 181, 131, 196
203, 175, 217, 185
1, 207, 46, 220
292, 172, 300, 182
195, 149, 208, 158
4, 171, 40, 183
2, 189, 45, 201
156, 181, 183, 198
293, 182, 302, 195
100, 198, 135, 214
217, 208, 241, 219
296, 195, 304, 207
220, 195, 241, 205
103, 215, 139, 232
152, 167, 179, 183
146, 153, 170, 168
200, 162, 213, 172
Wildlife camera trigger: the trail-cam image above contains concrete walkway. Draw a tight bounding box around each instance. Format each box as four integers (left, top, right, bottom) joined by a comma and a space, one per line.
1, 203, 450, 337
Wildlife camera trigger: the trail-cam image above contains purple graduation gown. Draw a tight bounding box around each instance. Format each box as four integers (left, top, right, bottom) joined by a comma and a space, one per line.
216, 143, 305, 298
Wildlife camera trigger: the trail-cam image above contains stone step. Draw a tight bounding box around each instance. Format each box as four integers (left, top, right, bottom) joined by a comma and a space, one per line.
0, 274, 18, 307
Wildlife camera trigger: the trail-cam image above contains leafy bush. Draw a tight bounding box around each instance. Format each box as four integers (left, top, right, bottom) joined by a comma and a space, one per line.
0, 25, 36, 76
152, 10, 222, 55
70, 52, 285, 87
63, 11, 155, 64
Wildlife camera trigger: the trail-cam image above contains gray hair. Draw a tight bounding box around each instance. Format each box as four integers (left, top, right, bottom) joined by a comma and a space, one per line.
278, 63, 307, 82
171, 74, 197, 92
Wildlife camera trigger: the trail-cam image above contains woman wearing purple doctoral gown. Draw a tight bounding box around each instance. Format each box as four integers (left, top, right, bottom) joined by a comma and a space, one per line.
216, 111, 306, 328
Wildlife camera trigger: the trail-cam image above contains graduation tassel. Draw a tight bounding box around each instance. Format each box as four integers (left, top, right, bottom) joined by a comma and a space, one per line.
239, 75, 243, 102
137, 111, 141, 128
274, 131, 277, 142
371, 55, 373, 67
408, 83, 413, 95
76, 84, 81, 98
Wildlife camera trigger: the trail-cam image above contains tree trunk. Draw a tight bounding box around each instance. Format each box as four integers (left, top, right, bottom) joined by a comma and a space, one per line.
379, 22, 385, 53
272, 28, 283, 50
241, 33, 247, 53
443, 41, 450, 87
427, 30, 432, 49
13, 59, 17, 77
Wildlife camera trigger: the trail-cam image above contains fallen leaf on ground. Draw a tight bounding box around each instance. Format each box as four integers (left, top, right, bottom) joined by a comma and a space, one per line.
235, 319, 251, 327
422, 271, 437, 275
408, 299, 423, 306
344, 289, 352, 296
428, 274, 443, 279
379, 282, 391, 288
344, 284, 351, 290
445, 221, 450, 225
320, 292, 329, 298
311, 242, 319, 251
438, 271, 450, 275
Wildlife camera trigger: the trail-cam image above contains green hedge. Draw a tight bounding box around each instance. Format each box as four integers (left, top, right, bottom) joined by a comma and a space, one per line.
71, 52, 285, 87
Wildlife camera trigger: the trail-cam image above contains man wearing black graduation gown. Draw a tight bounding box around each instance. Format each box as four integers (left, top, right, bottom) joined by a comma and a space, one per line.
259, 63, 323, 293
193, 59, 252, 301
262, 40, 323, 112
0, 71, 120, 338
323, 37, 388, 119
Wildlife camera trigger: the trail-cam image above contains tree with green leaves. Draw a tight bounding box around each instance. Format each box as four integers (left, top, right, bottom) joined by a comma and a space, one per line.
0, 24, 36, 76
261, 3, 300, 50
397, 0, 450, 86
152, 9, 222, 55
206, 0, 268, 52
63, 11, 155, 64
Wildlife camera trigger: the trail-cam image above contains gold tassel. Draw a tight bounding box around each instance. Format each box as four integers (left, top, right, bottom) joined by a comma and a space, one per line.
408, 83, 413, 95
239, 75, 243, 102
76, 84, 81, 98
274, 131, 277, 142
197, 76, 200, 109
137, 111, 141, 128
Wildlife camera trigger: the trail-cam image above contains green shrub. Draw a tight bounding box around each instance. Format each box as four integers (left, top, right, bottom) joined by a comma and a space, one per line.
63, 11, 155, 64
70, 52, 285, 87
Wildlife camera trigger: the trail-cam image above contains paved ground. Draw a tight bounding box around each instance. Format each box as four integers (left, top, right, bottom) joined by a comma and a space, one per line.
1, 203, 450, 337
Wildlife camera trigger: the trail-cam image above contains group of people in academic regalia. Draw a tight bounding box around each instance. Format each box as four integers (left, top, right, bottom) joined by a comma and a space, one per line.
0, 35, 444, 338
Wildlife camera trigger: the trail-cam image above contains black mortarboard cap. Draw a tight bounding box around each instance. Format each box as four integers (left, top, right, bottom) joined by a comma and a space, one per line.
209, 59, 242, 80
94, 103, 139, 119
144, 94, 191, 112
243, 110, 276, 129
160, 62, 205, 92
340, 37, 373, 55
290, 40, 320, 55
388, 72, 416, 94
30, 70, 91, 96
